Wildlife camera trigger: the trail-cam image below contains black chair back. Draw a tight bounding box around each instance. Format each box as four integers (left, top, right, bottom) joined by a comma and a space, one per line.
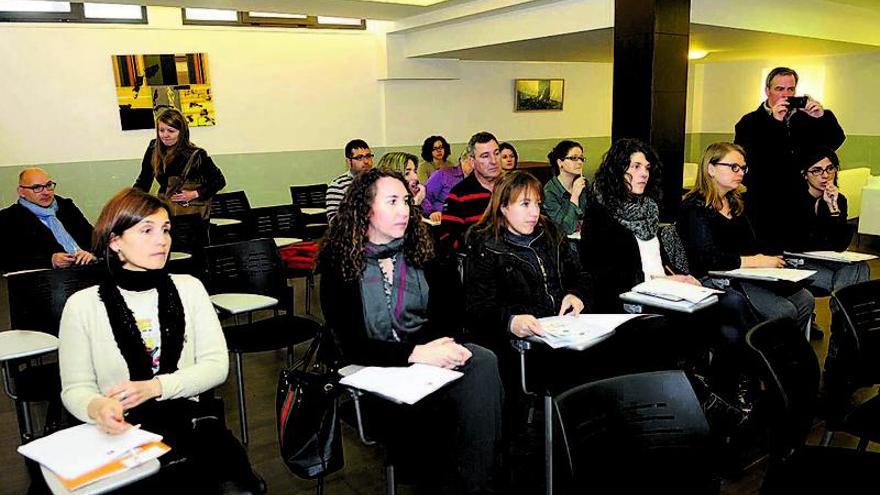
203, 238, 290, 312
209, 191, 251, 220
170, 213, 209, 255
553, 370, 717, 493
7, 264, 107, 336
249, 205, 300, 239
829, 279, 880, 386
745, 317, 820, 459
289, 184, 327, 209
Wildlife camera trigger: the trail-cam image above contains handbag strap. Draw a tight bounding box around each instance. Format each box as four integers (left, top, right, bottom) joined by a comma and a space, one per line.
166, 149, 201, 196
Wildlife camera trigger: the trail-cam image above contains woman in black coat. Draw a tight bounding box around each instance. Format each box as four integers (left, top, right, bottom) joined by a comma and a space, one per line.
134, 108, 225, 215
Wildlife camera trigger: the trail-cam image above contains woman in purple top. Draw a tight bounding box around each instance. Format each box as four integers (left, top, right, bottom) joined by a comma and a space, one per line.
422, 150, 472, 222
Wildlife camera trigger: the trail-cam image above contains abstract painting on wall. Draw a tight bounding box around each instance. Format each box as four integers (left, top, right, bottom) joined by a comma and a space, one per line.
112, 53, 215, 130
514, 79, 564, 111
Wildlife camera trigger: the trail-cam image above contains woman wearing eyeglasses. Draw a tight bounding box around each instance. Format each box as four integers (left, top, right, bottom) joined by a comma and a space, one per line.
676, 142, 814, 332
417, 135, 454, 183
790, 147, 870, 292
543, 140, 588, 235
134, 108, 225, 218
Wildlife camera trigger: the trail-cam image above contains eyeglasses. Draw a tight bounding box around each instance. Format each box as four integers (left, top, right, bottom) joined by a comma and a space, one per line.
806, 164, 838, 176
564, 156, 585, 163
713, 162, 749, 174
19, 181, 57, 193
350, 153, 375, 161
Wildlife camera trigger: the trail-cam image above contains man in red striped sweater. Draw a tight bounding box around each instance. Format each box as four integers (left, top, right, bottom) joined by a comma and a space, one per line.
439, 131, 501, 253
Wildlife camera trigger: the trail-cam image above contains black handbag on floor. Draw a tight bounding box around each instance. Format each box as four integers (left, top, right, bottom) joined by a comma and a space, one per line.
277, 331, 344, 480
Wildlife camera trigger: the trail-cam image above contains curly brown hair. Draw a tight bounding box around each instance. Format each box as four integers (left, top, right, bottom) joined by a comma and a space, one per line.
318, 168, 434, 281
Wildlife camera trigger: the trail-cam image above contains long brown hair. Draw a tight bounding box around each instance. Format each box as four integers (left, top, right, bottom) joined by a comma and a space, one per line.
469, 171, 559, 242
685, 142, 747, 216
93, 188, 171, 264
318, 169, 434, 282
151, 108, 197, 176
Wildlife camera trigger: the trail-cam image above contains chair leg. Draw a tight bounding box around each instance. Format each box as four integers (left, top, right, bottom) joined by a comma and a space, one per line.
385, 464, 396, 495
305, 273, 313, 315
544, 394, 553, 495
857, 437, 870, 452
235, 352, 248, 446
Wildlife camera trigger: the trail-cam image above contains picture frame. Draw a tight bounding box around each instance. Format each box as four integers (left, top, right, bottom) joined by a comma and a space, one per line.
514, 79, 564, 112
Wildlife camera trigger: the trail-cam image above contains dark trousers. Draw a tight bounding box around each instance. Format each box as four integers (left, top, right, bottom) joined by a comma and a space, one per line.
367, 344, 504, 494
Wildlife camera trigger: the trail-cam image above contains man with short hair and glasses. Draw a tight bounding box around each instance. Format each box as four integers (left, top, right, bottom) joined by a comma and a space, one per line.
789, 147, 870, 293
734, 66, 845, 253
0, 167, 95, 272
325, 139, 374, 224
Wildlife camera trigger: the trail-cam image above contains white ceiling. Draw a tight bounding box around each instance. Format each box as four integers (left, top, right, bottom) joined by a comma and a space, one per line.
415, 24, 880, 63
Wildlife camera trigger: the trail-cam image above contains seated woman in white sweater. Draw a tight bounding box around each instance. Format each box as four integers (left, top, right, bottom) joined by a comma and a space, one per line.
58, 188, 262, 494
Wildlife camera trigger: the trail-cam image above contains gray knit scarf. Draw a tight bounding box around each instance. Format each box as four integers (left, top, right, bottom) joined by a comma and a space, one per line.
359, 238, 430, 342
593, 184, 690, 274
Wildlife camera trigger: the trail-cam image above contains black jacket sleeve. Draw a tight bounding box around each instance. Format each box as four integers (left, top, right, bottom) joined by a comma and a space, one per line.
676, 200, 742, 277
579, 201, 642, 312
464, 239, 517, 354
134, 141, 156, 192
805, 194, 852, 252
560, 234, 593, 311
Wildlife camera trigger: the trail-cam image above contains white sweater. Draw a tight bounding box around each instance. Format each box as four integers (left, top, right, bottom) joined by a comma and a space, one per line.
58, 274, 229, 423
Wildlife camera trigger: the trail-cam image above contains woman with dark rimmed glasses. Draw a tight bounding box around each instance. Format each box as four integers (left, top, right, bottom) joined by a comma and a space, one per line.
676, 142, 814, 332
789, 147, 870, 293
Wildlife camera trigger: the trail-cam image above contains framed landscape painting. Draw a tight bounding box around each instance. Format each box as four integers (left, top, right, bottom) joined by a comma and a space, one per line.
514, 79, 564, 111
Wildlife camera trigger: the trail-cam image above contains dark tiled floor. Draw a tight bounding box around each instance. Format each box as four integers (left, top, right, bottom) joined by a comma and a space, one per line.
2, 236, 880, 495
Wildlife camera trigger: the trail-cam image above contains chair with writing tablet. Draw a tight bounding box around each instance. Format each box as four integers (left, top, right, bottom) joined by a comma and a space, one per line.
289, 184, 328, 240
552, 370, 718, 494
821, 279, 880, 450
3, 264, 106, 442
204, 238, 320, 445
168, 213, 208, 277
209, 191, 251, 245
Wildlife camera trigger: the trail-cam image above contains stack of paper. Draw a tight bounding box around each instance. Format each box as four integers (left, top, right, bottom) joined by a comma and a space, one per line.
709, 268, 816, 283
339, 363, 463, 405
620, 278, 721, 313
784, 250, 878, 264
18, 423, 169, 490
535, 314, 642, 351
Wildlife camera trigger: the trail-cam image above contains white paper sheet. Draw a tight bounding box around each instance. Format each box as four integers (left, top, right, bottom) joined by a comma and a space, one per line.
631, 278, 722, 303
339, 363, 463, 405
709, 268, 816, 283
534, 314, 643, 350
785, 250, 878, 264
17, 423, 162, 480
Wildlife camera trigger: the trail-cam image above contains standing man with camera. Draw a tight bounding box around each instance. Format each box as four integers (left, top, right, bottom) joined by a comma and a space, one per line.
734, 66, 845, 254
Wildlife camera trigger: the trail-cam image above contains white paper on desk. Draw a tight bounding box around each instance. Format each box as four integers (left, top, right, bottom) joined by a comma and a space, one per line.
632, 278, 722, 303
535, 314, 642, 350
17, 423, 162, 480
786, 250, 878, 263
712, 268, 816, 283
340, 364, 462, 405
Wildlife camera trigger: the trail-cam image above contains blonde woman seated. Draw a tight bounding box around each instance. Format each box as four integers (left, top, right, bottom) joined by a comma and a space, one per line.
377, 151, 426, 208
676, 142, 814, 332
58, 188, 262, 494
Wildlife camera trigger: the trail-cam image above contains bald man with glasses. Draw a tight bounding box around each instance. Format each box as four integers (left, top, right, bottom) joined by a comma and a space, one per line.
0, 168, 95, 272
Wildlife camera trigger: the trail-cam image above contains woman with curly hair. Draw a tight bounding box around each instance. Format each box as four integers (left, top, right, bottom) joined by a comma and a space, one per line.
318, 168, 502, 494
133, 108, 226, 217
416, 135, 453, 183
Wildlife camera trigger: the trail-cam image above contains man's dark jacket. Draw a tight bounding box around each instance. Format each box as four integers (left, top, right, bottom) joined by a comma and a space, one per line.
0, 196, 94, 272
734, 104, 845, 252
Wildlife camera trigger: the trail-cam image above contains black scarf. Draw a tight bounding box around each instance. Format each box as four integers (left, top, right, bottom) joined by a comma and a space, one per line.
98, 268, 186, 381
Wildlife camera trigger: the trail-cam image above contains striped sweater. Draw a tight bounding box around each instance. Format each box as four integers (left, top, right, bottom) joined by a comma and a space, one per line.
439, 174, 492, 252
325, 171, 353, 224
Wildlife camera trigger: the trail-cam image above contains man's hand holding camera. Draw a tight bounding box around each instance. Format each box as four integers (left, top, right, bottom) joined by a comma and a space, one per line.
774, 95, 824, 121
